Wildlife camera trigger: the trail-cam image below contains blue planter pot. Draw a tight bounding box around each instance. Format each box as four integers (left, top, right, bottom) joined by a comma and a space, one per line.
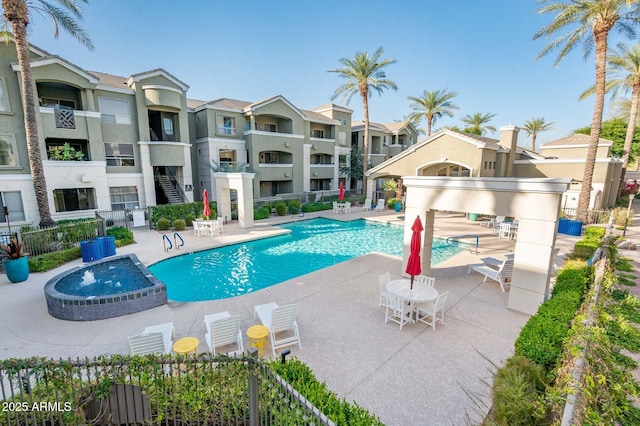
394, 202, 402, 212
3, 256, 29, 283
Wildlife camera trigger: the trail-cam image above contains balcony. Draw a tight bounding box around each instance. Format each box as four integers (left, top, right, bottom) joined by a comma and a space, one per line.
39, 107, 101, 139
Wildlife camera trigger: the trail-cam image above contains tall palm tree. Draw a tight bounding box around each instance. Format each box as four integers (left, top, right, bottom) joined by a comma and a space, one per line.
329, 47, 397, 196
522, 117, 554, 151
461, 112, 496, 136
534, 0, 640, 218
406, 89, 459, 137
1, 0, 93, 227
580, 42, 640, 193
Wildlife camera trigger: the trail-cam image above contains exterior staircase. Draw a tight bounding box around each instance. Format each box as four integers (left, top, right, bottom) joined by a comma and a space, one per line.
157, 174, 183, 204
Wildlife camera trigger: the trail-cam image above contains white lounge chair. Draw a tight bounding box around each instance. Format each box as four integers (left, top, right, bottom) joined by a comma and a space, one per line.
385, 291, 413, 330
379, 271, 390, 307
128, 332, 166, 355
415, 291, 449, 330
374, 199, 385, 212
204, 311, 243, 356
254, 303, 301, 357
467, 258, 514, 292
361, 198, 372, 211
143, 322, 174, 354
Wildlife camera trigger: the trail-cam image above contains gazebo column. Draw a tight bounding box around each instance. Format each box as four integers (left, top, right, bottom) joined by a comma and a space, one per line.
508, 219, 557, 313
402, 206, 433, 277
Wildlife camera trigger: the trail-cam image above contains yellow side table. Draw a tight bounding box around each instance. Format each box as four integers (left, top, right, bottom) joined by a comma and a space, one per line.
173, 336, 199, 355
247, 325, 269, 357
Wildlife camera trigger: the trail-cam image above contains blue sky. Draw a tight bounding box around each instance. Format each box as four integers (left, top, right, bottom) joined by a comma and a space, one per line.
21, 0, 634, 147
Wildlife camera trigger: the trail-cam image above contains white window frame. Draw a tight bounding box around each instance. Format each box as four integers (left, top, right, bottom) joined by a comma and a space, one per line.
312, 129, 324, 138
0, 78, 8, 112
0, 191, 25, 222
217, 115, 236, 136
109, 186, 139, 210
104, 143, 135, 166
262, 123, 277, 132
53, 188, 96, 212
98, 97, 131, 124
0, 134, 19, 167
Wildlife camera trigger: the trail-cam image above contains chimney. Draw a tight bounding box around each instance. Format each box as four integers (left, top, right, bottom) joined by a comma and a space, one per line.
498, 124, 519, 177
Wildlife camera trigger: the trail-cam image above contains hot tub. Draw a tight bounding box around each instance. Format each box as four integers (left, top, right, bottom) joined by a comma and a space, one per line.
44, 254, 167, 321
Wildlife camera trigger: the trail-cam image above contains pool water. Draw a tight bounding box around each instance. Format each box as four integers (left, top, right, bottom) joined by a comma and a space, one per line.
149, 218, 467, 302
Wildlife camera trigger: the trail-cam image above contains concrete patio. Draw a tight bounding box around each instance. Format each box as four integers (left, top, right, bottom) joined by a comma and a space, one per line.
0, 210, 581, 425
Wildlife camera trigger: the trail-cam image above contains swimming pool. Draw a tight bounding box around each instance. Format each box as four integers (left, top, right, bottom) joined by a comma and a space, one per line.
149, 218, 467, 302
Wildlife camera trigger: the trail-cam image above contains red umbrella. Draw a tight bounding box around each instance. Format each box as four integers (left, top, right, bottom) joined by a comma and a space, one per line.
338, 182, 345, 201
202, 188, 211, 218
406, 215, 423, 289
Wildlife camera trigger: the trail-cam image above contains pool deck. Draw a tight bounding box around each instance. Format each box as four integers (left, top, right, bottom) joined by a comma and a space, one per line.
0, 209, 584, 425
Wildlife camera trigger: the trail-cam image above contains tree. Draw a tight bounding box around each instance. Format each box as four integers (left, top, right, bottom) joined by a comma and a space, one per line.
339, 145, 371, 187
329, 47, 397, 196
461, 112, 496, 136
406, 88, 459, 137
1, 0, 93, 227
534, 0, 640, 218
580, 42, 640, 192
522, 117, 554, 151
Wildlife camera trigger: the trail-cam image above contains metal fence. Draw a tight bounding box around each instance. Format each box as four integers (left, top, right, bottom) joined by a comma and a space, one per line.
559, 207, 611, 225
96, 208, 152, 231
0, 352, 334, 426
20, 220, 104, 257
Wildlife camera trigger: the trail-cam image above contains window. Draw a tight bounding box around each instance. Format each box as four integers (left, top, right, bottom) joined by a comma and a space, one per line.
262, 123, 277, 132
217, 115, 236, 136
40, 97, 76, 109
149, 110, 178, 141
219, 149, 236, 165
110, 186, 139, 210
105, 143, 135, 166
312, 129, 324, 138
98, 97, 131, 124
0, 192, 25, 222
310, 179, 331, 191
45, 139, 89, 161
0, 80, 6, 112
0, 135, 17, 166
53, 188, 96, 212
259, 151, 279, 163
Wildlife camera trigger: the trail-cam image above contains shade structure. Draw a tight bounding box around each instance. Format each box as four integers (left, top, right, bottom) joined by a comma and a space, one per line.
406, 215, 423, 289
338, 182, 345, 201
203, 188, 211, 218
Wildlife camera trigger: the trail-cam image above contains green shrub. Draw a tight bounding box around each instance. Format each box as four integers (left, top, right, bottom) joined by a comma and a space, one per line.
173, 219, 186, 231
157, 218, 171, 231
491, 355, 548, 425
107, 226, 134, 246
551, 268, 589, 297
274, 202, 287, 216
386, 198, 398, 209
270, 358, 383, 425
184, 214, 195, 227
308, 193, 317, 203
151, 202, 217, 225
28, 247, 82, 272
302, 202, 333, 212
574, 240, 599, 259
254, 206, 270, 220
584, 226, 606, 240
287, 199, 301, 212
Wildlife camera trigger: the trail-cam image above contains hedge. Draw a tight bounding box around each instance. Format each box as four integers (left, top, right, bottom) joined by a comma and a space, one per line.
301, 202, 333, 213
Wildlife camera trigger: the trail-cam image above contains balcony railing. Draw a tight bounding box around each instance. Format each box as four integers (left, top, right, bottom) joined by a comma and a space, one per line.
217, 126, 236, 136
54, 108, 75, 129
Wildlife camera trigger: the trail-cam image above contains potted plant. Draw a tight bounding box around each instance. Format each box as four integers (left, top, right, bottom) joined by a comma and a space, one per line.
1, 238, 29, 283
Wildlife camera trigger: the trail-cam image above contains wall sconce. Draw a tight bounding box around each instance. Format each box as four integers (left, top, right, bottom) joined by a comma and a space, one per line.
284, 172, 291, 178
284, 142, 291, 148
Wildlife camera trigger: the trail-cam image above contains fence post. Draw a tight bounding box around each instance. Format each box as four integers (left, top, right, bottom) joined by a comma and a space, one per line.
248, 347, 260, 426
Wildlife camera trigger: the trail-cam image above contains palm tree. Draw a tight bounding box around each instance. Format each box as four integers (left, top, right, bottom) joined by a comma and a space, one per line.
522, 117, 554, 151
580, 42, 640, 193
406, 89, 459, 137
329, 47, 397, 196
534, 0, 640, 218
1, 0, 93, 227
461, 112, 496, 136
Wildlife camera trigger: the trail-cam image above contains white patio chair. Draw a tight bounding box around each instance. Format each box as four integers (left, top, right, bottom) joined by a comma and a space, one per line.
254, 302, 301, 357
379, 271, 391, 307
332, 201, 339, 214
491, 216, 506, 235
385, 291, 413, 330
128, 332, 166, 355
361, 198, 372, 211
498, 222, 512, 239
344, 202, 351, 213
217, 217, 224, 234
143, 322, 174, 354
374, 199, 386, 212
415, 275, 436, 287
193, 220, 201, 236
415, 291, 449, 330
467, 258, 514, 292
204, 312, 243, 356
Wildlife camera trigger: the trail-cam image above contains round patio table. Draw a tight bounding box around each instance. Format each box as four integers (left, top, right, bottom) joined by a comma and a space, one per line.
386, 279, 438, 303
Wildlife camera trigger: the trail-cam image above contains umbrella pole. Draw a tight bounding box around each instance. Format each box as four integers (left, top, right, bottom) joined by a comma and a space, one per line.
410, 275, 414, 290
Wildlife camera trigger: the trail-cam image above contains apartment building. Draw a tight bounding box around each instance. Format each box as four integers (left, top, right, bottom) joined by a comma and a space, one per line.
190, 97, 353, 200
0, 41, 194, 231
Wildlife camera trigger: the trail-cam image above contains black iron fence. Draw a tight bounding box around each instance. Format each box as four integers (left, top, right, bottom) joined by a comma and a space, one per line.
96, 208, 152, 230
20, 220, 103, 257
0, 352, 334, 426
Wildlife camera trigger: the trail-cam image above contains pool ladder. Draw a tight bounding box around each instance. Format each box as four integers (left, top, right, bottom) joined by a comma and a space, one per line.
446, 234, 479, 254
162, 233, 184, 252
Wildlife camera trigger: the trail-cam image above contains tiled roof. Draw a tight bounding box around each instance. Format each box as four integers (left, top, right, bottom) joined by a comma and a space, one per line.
90, 71, 130, 89
384, 122, 405, 132
186, 99, 207, 109
352, 120, 391, 131
206, 98, 252, 110
300, 109, 338, 123
541, 133, 613, 147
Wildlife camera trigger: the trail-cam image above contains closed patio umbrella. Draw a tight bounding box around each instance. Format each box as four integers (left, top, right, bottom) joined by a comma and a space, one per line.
406, 215, 423, 290
202, 188, 211, 218
338, 182, 345, 201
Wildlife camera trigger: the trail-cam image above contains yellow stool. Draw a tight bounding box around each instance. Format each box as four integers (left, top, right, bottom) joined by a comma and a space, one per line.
173, 336, 199, 355
247, 325, 269, 357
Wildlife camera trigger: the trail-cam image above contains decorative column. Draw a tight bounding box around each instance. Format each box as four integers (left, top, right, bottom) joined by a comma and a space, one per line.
138, 142, 156, 207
